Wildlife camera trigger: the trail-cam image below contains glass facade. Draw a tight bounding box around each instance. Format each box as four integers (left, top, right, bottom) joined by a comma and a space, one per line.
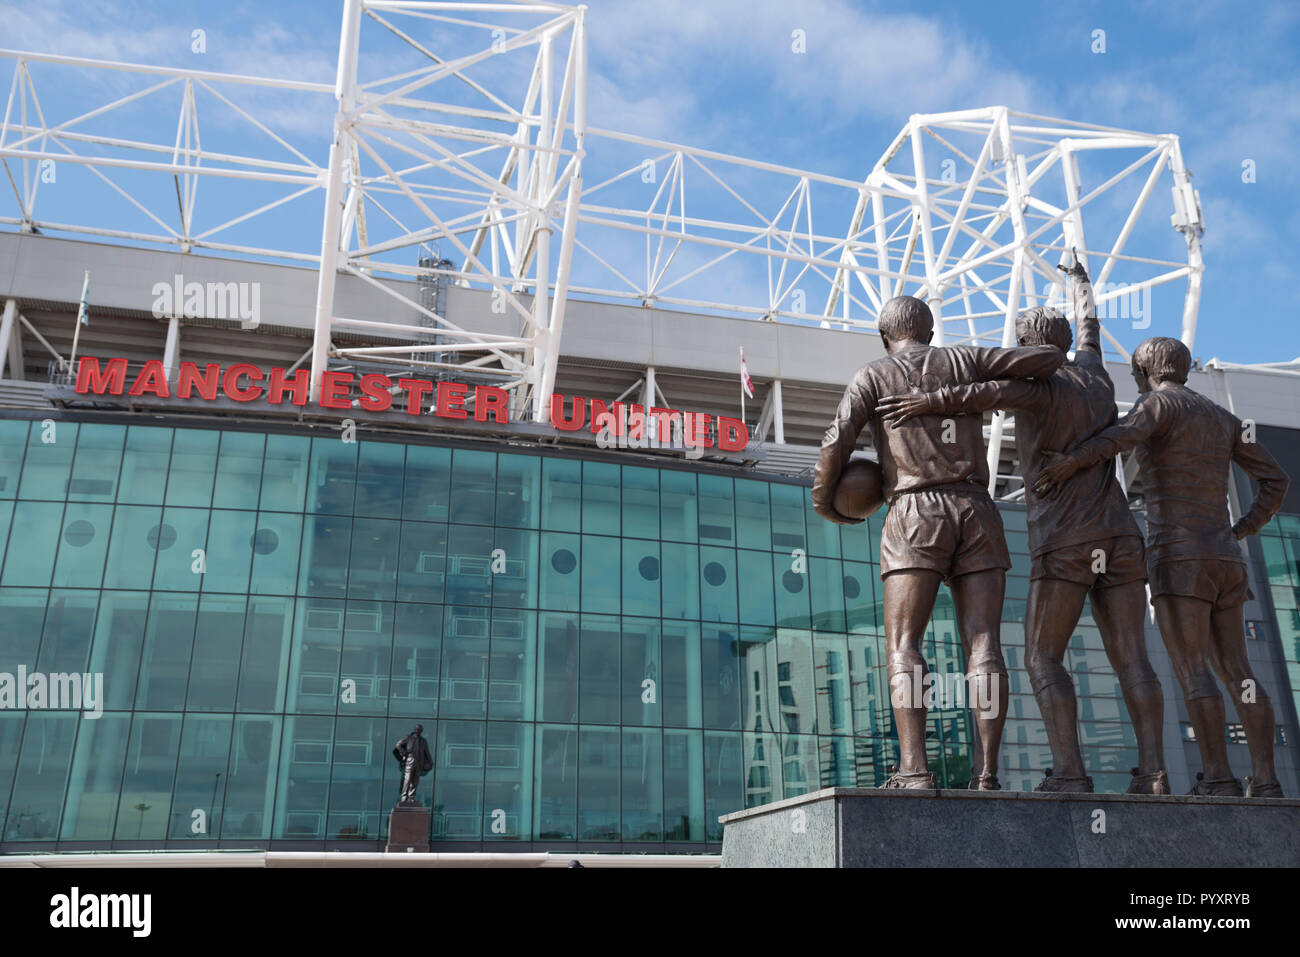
1258, 514, 1300, 734
0, 417, 1161, 851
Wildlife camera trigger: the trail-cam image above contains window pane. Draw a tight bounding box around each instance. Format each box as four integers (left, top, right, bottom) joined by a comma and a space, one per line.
814, 634, 852, 736
621, 617, 660, 727
51, 502, 111, 588
202, 508, 256, 594
496, 453, 540, 529
581, 534, 619, 614
397, 520, 446, 603
697, 475, 734, 545
68, 424, 124, 502
212, 430, 265, 509
115, 713, 181, 841
660, 542, 698, 621
769, 483, 806, 553
354, 441, 405, 519
737, 550, 774, 626
88, 591, 149, 711
492, 528, 538, 608
165, 428, 218, 507
402, 445, 451, 523
622, 538, 659, 618
432, 720, 483, 841
810, 556, 847, 632
0, 419, 28, 498
60, 713, 131, 840
660, 470, 697, 543
742, 730, 782, 808
701, 624, 741, 730
300, 515, 351, 598
340, 602, 393, 716
805, 491, 841, 557
36, 590, 97, 676
327, 716, 387, 842
348, 517, 400, 601
541, 458, 581, 532
776, 629, 817, 735
222, 715, 281, 840
104, 505, 161, 590
5, 713, 77, 841
705, 731, 742, 840
580, 614, 620, 724
774, 551, 811, 628
483, 721, 532, 842
237, 596, 293, 712
286, 597, 343, 715
119, 427, 171, 505
17, 420, 77, 500
151, 506, 209, 592
699, 546, 737, 623
582, 461, 620, 535
250, 512, 302, 596
450, 449, 495, 526
1, 501, 62, 586
534, 725, 576, 840
440, 605, 490, 719
843, 559, 879, 633
1, 587, 47, 666
734, 479, 771, 551
274, 715, 335, 839
136, 593, 199, 710
445, 524, 493, 605
187, 594, 246, 711
390, 602, 443, 719
661, 620, 701, 728
578, 727, 619, 841
169, 714, 234, 840
489, 610, 535, 721
621, 467, 658, 539
307, 438, 358, 515
781, 733, 820, 798
623, 727, 663, 842
0, 713, 29, 837
538, 613, 578, 723
539, 531, 580, 611
260, 434, 310, 512
663, 728, 704, 840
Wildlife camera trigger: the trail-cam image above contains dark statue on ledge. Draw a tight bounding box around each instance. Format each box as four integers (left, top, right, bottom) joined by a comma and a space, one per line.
393, 724, 434, 806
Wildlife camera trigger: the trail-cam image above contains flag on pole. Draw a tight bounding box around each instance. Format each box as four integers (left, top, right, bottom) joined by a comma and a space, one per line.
739, 346, 754, 399
77, 271, 90, 327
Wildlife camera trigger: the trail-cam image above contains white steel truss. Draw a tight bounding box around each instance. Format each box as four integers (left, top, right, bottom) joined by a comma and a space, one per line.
1, 0, 1205, 454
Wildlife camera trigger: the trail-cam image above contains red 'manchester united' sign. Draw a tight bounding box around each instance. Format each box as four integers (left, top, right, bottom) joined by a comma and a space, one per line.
74, 357, 750, 452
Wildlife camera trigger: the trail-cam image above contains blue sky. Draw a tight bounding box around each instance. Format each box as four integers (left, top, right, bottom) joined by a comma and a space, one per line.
5, 0, 1299, 363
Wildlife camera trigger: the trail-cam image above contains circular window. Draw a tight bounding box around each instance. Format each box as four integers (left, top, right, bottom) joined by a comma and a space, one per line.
703, 561, 727, 586
147, 524, 177, 550
251, 528, 280, 555
638, 556, 660, 581
551, 548, 577, 574
843, 575, 861, 600
782, 570, 805, 593
63, 520, 95, 547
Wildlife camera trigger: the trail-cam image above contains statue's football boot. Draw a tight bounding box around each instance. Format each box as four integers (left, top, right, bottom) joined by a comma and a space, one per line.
1033, 767, 1093, 793
1188, 771, 1243, 797
1126, 767, 1171, 795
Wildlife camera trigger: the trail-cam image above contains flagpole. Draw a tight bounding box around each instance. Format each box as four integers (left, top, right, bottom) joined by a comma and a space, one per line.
69, 270, 89, 376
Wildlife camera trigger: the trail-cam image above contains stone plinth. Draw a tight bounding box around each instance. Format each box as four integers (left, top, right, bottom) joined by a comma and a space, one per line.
386, 805, 430, 853
719, 787, 1300, 868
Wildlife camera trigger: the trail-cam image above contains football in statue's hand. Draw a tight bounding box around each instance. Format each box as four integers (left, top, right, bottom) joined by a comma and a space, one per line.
833, 459, 885, 521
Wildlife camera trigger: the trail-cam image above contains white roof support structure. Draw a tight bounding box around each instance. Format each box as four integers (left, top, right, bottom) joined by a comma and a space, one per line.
1, 2, 1205, 446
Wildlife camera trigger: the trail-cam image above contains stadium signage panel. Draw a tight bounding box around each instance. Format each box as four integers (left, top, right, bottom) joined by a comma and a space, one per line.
73, 356, 750, 452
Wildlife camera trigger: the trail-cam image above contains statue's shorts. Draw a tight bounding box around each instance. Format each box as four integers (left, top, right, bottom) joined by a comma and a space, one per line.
879, 485, 1010, 582
1149, 558, 1249, 611
1031, 534, 1147, 589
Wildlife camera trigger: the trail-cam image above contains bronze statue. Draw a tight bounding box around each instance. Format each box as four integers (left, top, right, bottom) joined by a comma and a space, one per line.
393, 724, 434, 805
812, 295, 1064, 789
1034, 336, 1290, 797
875, 253, 1169, 794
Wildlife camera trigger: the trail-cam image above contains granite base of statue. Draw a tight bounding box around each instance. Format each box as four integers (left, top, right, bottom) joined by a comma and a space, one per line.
386, 804, 431, 853
718, 788, 1300, 868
